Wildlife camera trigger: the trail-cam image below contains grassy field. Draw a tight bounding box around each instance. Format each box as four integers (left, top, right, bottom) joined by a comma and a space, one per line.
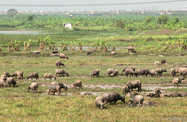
0, 27, 187, 121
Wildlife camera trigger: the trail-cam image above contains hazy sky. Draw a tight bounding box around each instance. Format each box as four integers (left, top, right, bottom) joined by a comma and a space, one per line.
0, 0, 187, 12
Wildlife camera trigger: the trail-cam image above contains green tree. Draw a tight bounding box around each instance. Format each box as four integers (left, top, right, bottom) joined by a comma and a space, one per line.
146, 17, 151, 23
158, 15, 169, 24
7, 8, 18, 17
28, 15, 34, 21
174, 17, 179, 24
116, 19, 125, 29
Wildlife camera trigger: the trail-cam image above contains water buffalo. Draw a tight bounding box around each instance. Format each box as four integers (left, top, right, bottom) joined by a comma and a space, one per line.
122, 68, 134, 77
106, 68, 114, 77
4, 72, 11, 77
27, 82, 38, 93
111, 51, 116, 55
6, 77, 17, 87
102, 92, 125, 104
136, 69, 150, 77
72, 80, 82, 89
95, 96, 105, 109
27, 72, 39, 80
172, 78, 184, 86
156, 68, 167, 75
154, 61, 160, 66
87, 51, 93, 55
55, 69, 69, 77
59, 53, 68, 59
55, 61, 65, 68
51, 82, 68, 91
129, 95, 144, 107
125, 80, 141, 92
11, 71, 23, 79
110, 69, 119, 77
170, 68, 179, 77
90, 69, 100, 78
47, 84, 63, 95
122, 85, 129, 94
0, 79, 7, 87
149, 69, 159, 77
44, 73, 56, 80
165, 92, 181, 97
128, 46, 136, 53
161, 59, 166, 64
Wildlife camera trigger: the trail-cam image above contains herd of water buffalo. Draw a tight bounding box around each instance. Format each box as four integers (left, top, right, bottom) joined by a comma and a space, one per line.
1, 52, 187, 109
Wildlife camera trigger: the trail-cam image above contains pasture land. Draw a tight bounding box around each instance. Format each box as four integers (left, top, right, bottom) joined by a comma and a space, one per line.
0, 24, 187, 121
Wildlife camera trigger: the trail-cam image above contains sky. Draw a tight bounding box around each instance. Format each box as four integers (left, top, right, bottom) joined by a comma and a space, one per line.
0, 0, 187, 12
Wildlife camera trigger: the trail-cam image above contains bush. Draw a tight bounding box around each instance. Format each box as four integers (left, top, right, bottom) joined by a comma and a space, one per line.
28, 15, 34, 21
158, 15, 169, 24
146, 17, 151, 23
116, 19, 125, 29
174, 17, 179, 24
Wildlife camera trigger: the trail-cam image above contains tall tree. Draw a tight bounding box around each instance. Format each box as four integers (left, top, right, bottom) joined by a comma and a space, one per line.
7, 8, 18, 17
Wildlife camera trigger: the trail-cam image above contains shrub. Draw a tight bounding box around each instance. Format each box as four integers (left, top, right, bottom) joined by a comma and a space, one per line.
158, 15, 169, 24
116, 19, 125, 29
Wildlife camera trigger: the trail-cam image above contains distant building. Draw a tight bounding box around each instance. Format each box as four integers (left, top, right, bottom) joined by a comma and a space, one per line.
63, 23, 72, 30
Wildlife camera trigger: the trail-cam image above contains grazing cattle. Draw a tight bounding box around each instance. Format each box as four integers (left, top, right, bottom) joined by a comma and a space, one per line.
161, 59, 166, 64
44, 73, 56, 80
90, 69, 100, 78
87, 51, 93, 55
106, 68, 114, 77
55, 69, 69, 77
178, 67, 187, 76
122, 68, 135, 77
172, 78, 184, 86
128, 47, 136, 53
149, 69, 159, 77
27, 82, 38, 93
11, 71, 23, 79
4, 72, 11, 77
156, 68, 167, 75
51, 82, 68, 91
129, 92, 144, 107
31, 51, 40, 54
165, 92, 181, 97
6, 77, 17, 87
52, 50, 58, 54
47, 84, 63, 95
110, 69, 119, 77
111, 51, 116, 55
1, 75, 6, 81
102, 93, 125, 104
125, 80, 141, 92
170, 68, 179, 77
95, 96, 105, 109
122, 85, 130, 94
155, 88, 161, 98
145, 92, 156, 97
27, 72, 39, 80
154, 61, 160, 66
55, 61, 65, 68
72, 80, 82, 89
59, 53, 68, 59
0, 79, 7, 87
136, 69, 150, 77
